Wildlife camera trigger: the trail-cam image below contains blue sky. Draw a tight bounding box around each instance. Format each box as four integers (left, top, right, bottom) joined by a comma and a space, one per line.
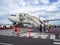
0, 0, 60, 25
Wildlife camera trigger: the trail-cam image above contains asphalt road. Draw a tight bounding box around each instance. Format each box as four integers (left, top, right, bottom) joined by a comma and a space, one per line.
0, 29, 60, 45
0, 35, 53, 45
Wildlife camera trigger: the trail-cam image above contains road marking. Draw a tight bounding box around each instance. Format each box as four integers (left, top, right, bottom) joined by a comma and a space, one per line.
54, 39, 60, 45
40, 35, 48, 39
54, 39, 60, 41
54, 42, 60, 44
0, 43, 13, 45
50, 35, 55, 39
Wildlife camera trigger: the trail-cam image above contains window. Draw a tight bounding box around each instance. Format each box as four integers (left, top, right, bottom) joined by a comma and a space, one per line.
19, 14, 25, 20
11, 15, 16, 16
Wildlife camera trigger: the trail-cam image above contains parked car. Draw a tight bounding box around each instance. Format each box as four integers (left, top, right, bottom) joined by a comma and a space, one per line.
2, 24, 12, 29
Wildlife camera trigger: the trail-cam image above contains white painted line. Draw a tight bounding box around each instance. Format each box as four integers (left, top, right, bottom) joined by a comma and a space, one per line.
50, 35, 55, 39
54, 42, 60, 44
40, 35, 48, 39
0, 43, 13, 45
33, 35, 40, 38
54, 39, 60, 41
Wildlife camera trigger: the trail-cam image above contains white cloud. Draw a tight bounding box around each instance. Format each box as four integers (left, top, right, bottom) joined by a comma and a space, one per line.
0, 19, 12, 24
0, 0, 60, 24
39, 0, 49, 4
0, 0, 59, 14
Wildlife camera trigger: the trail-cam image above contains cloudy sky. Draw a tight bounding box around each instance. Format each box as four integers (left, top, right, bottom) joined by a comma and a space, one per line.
0, 0, 60, 25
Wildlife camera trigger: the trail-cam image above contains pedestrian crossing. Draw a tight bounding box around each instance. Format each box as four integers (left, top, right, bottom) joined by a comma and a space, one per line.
0, 30, 60, 45
0, 32, 60, 45
54, 39, 60, 45
0, 43, 13, 45
0, 31, 55, 39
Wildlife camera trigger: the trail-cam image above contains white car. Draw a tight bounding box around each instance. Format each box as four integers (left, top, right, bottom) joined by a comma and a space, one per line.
2, 24, 12, 29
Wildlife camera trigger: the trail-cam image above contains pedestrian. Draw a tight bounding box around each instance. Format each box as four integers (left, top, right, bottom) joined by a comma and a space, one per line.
43, 25, 46, 32
39, 24, 42, 32
55, 26, 59, 39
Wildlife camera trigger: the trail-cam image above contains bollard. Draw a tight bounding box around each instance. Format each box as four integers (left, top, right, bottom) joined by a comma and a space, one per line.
27, 26, 30, 37
15, 26, 19, 35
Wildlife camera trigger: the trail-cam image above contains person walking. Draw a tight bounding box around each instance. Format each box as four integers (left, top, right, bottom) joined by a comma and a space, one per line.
43, 25, 46, 32
39, 24, 42, 32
